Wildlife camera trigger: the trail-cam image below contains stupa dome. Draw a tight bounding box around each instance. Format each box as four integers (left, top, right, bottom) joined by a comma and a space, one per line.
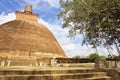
0, 5, 66, 58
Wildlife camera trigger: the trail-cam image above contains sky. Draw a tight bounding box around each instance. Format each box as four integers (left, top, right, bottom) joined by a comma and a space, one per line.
0, 0, 118, 57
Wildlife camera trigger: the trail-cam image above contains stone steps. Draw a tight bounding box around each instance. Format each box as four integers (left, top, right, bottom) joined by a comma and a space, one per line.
0, 69, 103, 75
85, 76, 112, 80
0, 68, 113, 80
0, 73, 111, 80
65, 76, 112, 80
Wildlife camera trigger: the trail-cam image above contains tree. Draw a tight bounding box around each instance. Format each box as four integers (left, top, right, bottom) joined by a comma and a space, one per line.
107, 54, 120, 60
87, 53, 100, 60
58, 0, 120, 56
72, 55, 80, 59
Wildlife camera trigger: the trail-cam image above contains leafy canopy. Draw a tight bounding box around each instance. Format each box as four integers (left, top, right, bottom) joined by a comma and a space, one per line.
58, 0, 120, 55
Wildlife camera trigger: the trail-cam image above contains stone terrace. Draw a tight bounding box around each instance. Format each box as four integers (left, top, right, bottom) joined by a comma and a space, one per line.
0, 66, 113, 80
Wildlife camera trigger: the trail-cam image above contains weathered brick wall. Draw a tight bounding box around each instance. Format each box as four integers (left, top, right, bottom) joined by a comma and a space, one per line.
16, 12, 38, 22
0, 20, 66, 58
37, 58, 51, 65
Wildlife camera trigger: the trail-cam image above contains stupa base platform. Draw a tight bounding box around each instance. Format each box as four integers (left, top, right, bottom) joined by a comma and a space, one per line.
8, 57, 37, 66
0, 57, 38, 67
0, 67, 113, 80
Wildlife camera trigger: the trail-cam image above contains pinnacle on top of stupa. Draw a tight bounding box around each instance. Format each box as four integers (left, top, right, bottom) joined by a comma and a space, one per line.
16, 5, 39, 22
24, 5, 32, 13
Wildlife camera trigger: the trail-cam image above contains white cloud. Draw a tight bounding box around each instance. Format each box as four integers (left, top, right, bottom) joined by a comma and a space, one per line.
44, 0, 59, 8
0, 12, 16, 24
23, 0, 59, 9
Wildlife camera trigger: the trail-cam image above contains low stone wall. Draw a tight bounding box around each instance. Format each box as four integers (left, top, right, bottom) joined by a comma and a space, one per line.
95, 59, 107, 68
0, 57, 96, 67
56, 63, 95, 68
37, 58, 51, 65
105, 69, 120, 80
49, 58, 95, 67
95, 59, 120, 68
106, 61, 120, 68
95, 59, 120, 80
56, 58, 94, 63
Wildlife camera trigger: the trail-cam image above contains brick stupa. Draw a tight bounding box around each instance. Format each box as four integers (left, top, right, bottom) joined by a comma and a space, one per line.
0, 5, 66, 58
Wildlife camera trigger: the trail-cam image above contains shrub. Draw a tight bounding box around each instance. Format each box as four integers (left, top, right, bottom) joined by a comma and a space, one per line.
107, 54, 120, 60
72, 55, 80, 59
87, 53, 100, 60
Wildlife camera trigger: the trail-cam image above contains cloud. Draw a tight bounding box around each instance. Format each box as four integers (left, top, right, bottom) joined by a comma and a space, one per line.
44, 0, 59, 8
0, 12, 16, 24
23, 0, 59, 9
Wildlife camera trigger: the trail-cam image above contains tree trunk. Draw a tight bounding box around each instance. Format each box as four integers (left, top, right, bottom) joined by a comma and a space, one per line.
115, 42, 120, 58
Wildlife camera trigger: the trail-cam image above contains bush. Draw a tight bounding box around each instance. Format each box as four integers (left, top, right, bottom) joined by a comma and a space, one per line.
87, 53, 100, 60
107, 55, 120, 60
72, 55, 80, 59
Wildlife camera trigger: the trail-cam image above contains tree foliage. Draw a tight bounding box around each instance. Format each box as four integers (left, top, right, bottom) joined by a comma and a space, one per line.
87, 53, 100, 60
107, 54, 120, 60
58, 0, 120, 55
72, 55, 80, 59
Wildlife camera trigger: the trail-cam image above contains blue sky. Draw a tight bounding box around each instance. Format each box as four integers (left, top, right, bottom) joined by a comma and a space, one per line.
0, 0, 118, 57
0, 0, 59, 22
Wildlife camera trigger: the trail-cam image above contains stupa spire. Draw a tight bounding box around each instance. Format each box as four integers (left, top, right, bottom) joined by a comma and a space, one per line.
24, 5, 32, 13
